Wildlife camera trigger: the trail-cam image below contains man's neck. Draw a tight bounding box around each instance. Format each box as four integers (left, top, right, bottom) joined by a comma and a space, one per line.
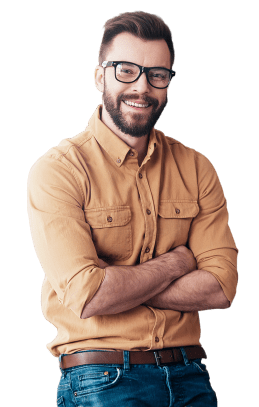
101, 106, 149, 166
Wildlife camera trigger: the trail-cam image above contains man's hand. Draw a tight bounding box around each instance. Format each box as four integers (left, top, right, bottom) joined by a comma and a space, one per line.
171, 245, 197, 273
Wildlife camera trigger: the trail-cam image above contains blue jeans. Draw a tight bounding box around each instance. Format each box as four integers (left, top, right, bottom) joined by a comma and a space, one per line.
57, 349, 217, 406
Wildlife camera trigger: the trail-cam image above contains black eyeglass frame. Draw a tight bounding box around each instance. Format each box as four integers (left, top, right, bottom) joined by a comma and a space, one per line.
102, 61, 176, 89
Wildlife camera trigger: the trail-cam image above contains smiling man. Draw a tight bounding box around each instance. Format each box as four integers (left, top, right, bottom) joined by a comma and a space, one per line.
28, 11, 238, 407
100, 34, 170, 143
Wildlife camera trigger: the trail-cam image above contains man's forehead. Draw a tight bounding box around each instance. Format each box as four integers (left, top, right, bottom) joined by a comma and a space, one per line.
105, 32, 171, 68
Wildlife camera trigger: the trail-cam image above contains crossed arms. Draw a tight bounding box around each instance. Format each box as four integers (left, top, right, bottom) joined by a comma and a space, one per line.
80, 245, 230, 319
28, 151, 237, 321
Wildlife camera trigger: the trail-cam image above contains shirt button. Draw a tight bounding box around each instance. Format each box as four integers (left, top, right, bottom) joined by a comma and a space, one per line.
107, 216, 113, 222
139, 173, 143, 179
129, 151, 134, 156
175, 208, 180, 214
146, 209, 151, 215
155, 337, 159, 342
145, 247, 150, 253
116, 158, 121, 164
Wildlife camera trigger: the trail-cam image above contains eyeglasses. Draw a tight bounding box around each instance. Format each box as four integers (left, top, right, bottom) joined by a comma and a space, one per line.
102, 61, 176, 89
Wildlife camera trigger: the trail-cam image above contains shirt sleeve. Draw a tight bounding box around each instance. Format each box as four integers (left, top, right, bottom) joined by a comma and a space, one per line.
188, 152, 238, 304
27, 154, 105, 318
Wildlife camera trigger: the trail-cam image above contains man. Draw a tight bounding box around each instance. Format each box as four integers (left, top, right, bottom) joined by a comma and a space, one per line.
28, 11, 238, 406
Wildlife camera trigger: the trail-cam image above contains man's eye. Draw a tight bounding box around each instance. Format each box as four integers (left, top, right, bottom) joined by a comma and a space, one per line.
150, 72, 166, 80
121, 69, 134, 74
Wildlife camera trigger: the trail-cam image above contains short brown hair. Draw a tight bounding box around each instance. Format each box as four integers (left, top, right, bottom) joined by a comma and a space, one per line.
99, 11, 175, 67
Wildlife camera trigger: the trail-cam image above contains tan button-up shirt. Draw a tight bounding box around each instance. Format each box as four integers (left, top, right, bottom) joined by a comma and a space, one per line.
28, 106, 238, 357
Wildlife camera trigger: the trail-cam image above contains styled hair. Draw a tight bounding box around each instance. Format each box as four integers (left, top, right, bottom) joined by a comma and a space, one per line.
99, 11, 175, 66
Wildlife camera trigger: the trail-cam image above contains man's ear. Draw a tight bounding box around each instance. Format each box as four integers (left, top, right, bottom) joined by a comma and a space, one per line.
95, 65, 104, 92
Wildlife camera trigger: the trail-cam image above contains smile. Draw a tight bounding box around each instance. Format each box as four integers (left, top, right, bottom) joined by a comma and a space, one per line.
123, 100, 150, 108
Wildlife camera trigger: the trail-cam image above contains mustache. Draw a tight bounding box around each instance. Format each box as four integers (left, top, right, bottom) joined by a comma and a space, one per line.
117, 93, 159, 108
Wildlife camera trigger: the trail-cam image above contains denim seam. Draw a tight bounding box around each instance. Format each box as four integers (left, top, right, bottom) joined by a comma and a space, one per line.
162, 366, 173, 407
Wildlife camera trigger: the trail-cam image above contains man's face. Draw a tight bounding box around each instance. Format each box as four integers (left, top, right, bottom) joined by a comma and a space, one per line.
100, 33, 171, 138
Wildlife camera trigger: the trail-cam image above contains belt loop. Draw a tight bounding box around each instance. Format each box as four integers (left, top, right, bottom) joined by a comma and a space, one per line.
59, 354, 66, 377
180, 347, 190, 366
59, 354, 63, 370
154, 351, 161, 367
123, 351, 130, 371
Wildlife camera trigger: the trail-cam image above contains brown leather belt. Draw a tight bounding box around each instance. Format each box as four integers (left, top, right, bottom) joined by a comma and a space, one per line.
60, 346, 206, 370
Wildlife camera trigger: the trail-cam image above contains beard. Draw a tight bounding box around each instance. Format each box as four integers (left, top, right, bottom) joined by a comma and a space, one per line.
103, 84, 167, 138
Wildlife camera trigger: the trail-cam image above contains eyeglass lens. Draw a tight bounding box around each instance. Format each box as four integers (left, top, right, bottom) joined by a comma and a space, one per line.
116, 62, 170, 88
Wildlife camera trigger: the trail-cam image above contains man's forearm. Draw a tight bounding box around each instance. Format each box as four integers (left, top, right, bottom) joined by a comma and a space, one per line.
145, 269, 230, 311
80, 246, 196, 319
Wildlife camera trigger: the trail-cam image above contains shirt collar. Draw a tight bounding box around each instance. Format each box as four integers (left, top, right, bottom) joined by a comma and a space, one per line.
88, 105, 157, 167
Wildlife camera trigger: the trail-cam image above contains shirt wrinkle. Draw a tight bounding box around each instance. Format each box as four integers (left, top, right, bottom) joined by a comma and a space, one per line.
27, 105, 238, 357
59, 155, 86, 203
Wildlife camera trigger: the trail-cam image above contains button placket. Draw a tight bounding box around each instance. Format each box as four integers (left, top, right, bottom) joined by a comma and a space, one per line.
152, 309, 166, 350
137, 168, 156, 263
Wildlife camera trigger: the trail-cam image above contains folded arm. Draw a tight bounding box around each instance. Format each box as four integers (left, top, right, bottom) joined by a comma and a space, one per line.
145, 269, 230, 311
81, 245, 231, 318
80, 246, 196, 318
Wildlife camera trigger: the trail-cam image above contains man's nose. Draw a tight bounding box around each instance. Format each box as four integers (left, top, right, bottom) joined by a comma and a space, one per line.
131, 71, 151, 93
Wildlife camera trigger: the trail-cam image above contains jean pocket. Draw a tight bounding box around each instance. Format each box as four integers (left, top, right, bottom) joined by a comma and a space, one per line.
191, 358, 208, 374
57, 396, 65, 406
72, 366, 123, 397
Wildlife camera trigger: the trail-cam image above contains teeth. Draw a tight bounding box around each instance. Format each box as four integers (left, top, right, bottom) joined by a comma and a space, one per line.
124, 100, 149, 108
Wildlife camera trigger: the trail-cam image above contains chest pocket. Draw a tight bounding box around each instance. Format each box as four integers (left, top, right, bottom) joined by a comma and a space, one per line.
155, 200, 199, 255
84, 206, 132, 262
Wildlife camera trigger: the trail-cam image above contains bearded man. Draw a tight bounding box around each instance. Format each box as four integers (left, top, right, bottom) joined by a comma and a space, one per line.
28, 11, 238, 407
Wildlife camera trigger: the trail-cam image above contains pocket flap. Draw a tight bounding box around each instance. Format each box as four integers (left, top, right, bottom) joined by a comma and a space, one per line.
85, 206, 131, 228
158, 201, 199, 219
